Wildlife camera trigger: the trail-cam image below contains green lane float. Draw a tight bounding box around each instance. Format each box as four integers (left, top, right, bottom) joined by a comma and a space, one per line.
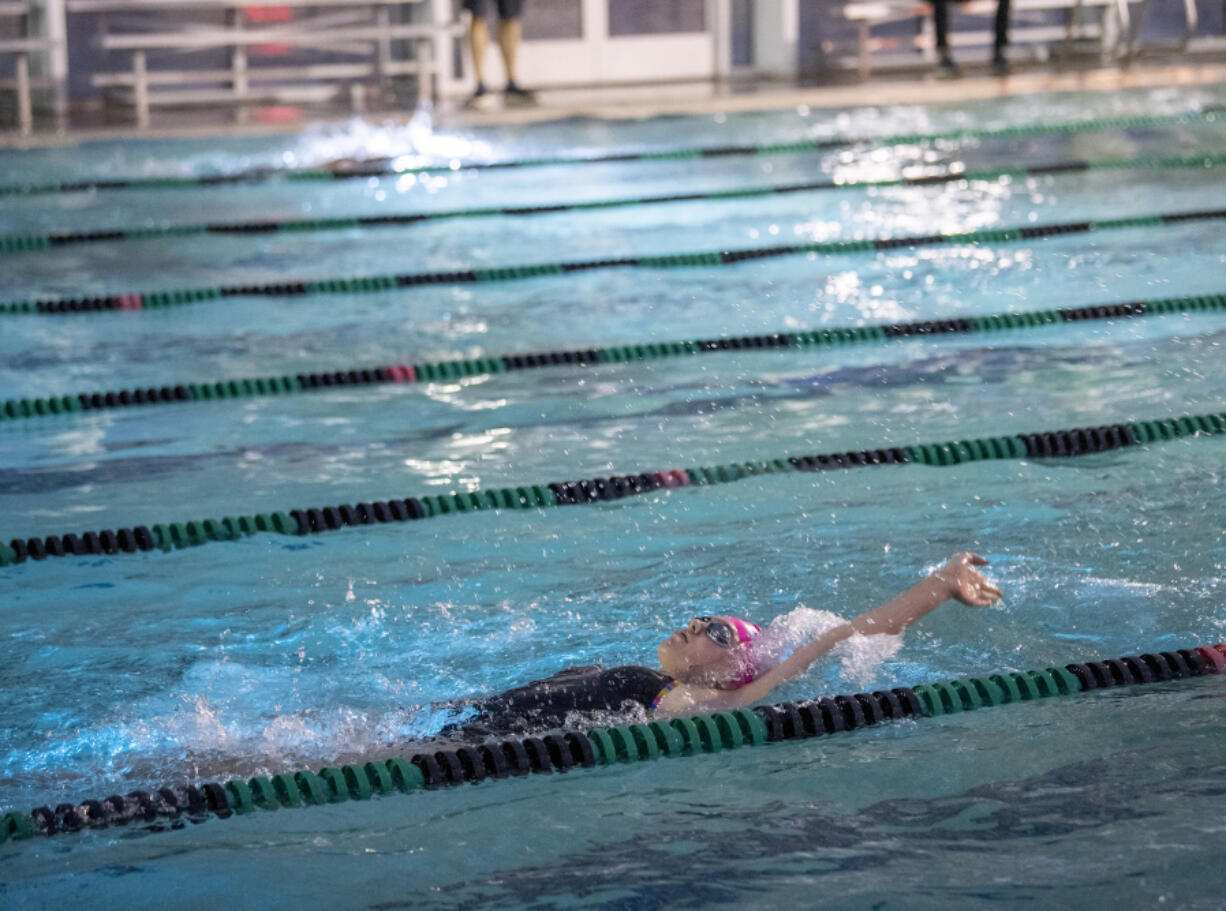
2, 643, 1221, 846
2, 409, 1224, 567
1, 294, 1222, 425
0, 108, 1219, 198
5, 207, 1226, 315
4, 152, 1226, 254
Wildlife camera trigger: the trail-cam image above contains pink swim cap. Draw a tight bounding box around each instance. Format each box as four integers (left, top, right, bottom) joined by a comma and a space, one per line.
723, 616, 761, 688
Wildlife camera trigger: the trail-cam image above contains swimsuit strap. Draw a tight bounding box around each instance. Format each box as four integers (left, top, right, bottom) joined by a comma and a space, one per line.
650, 680, 678, 712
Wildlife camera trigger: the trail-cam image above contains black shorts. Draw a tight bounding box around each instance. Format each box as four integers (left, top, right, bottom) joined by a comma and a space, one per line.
462, 0, 523, 19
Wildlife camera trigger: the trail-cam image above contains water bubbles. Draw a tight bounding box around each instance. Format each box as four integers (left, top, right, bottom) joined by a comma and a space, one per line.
391, 155, 425, 173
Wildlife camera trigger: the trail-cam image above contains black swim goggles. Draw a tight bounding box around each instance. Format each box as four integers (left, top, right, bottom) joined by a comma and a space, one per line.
694, 617, 737, 649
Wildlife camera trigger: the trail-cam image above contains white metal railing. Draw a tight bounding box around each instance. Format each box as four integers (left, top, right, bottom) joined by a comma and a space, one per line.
67, 0, 449, 127
1, 0, 61, 132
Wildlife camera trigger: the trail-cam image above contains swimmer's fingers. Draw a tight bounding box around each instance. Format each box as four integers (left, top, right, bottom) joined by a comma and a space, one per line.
938, 561, 1003, 606
966, 565, 1002, 597
966, 575, 1003, 606
970, 589, 1003, 607
959, 553, 1002, 604
959, 588, 999, 607
946, 551, 987, 566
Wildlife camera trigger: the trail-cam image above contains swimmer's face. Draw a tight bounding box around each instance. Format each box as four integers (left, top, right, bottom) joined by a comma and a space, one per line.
657, 616, 747, 686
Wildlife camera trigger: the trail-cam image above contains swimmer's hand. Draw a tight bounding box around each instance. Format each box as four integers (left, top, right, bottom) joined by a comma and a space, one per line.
933, 552, 1002, 607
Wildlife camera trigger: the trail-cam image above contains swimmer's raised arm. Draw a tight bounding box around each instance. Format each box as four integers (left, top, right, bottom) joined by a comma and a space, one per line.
655, 552, 1001, 716
849, 551, 1002, 636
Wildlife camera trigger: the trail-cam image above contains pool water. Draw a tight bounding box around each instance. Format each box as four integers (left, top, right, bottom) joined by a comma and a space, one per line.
2, 83, 1226, 909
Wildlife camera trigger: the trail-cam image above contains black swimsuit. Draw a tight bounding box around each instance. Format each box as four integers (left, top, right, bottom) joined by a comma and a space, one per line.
443, 665, 673, 740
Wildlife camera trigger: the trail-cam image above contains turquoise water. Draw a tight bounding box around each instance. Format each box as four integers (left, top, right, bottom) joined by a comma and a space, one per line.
2, 84, 1226, 908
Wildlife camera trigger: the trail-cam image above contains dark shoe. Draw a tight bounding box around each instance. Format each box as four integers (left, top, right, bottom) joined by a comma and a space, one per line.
937, 55, 960, 78
504, 81, 537, 106
991, 55, 1009, 76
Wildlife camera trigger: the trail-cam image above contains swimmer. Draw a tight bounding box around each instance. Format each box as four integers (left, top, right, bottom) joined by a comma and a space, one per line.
318, 156, 393, 177
446, 552, 1001, 738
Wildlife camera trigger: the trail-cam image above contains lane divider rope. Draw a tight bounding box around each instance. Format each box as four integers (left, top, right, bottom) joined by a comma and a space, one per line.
4, 207, 1226, 315
4, 152, 1226, 255
0, 108, 1220, 198
1, 293, 1222, 425
3, 643, 1222, 845
1, 409, 1222, 567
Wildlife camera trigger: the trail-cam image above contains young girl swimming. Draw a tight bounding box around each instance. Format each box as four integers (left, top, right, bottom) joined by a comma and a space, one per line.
446, 552, 1002, 739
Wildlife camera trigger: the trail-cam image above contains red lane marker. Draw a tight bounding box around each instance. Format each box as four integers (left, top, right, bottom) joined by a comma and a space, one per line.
1195, 646, 1226, 673
655, 469, 690, 488
385, 365, 416, 382
117, 294, 142, 310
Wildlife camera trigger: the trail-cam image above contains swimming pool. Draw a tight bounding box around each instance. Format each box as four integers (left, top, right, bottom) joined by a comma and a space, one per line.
2, 81, 1226, 908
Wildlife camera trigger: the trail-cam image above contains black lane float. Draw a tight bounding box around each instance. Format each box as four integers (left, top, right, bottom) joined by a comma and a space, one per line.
3, 152, 1225, 255
0, 108, 1219, 199
4, 207, 1226, 315
1, 293, 1221, 425
1, 410, 1222, 567
2, 643, 1221, 846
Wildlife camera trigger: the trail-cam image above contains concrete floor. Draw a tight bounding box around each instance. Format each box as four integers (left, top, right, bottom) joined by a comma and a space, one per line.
448, 59, 1226, 127
2, 57, 1225, 149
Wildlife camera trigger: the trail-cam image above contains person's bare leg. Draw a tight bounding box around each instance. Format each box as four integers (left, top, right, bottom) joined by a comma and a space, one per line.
497, 18, 521, 86
469, 15, 490, 89
499, 17, 535, 103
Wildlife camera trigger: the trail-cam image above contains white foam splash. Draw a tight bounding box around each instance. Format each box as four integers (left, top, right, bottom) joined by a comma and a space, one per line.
750, 606, 902, 688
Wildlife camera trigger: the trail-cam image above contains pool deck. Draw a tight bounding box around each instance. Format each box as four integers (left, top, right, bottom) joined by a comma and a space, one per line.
2, 58, 1225, 149
447, 60, 1226, 127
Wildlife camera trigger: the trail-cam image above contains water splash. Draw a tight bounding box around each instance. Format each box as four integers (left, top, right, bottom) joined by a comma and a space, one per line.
750, 606, 902, 689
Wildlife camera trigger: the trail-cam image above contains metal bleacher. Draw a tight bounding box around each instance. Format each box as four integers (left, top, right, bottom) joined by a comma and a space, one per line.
840, 0, 1147, 78
65, 0, 450, 127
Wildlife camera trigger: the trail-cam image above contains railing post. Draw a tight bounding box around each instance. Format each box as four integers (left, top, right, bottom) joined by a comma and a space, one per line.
132, 47, 148, 128
15, 50, 32, 133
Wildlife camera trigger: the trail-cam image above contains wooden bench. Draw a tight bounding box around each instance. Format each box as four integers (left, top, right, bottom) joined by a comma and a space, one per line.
67, 0, 448, 127
0, 1, 59, 133
841, 0, 1143, 79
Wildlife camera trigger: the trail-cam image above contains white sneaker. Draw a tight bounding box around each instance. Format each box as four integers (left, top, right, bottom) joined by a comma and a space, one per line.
465, 90, 496, 111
